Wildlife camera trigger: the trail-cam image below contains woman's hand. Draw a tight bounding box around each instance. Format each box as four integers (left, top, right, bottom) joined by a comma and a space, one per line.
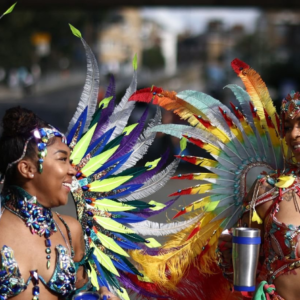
217, 232, 233, 266
99, 286, 121, 300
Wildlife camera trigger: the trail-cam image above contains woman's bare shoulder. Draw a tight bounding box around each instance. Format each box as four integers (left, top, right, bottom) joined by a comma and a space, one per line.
58, 214, 83, 235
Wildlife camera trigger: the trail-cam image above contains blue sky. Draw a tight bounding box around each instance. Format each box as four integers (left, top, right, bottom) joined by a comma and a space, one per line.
141, 7, 261, 34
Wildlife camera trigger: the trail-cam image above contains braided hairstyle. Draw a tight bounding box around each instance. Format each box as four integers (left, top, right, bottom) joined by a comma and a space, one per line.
0, 106, 50, 189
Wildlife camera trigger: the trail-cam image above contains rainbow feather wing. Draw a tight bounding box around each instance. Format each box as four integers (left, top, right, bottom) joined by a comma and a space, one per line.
128, 58, 286, 293
68, 27, 187, 299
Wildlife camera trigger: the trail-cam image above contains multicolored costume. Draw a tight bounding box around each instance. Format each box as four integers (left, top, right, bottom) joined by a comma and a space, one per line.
2, 3, 300, 300
0, 4, 189, 300
127, 58, 300, 300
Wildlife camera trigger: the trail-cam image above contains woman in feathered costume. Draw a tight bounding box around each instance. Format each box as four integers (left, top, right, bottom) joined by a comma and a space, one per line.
0, 4, 182, 300
128, 56, 300, 300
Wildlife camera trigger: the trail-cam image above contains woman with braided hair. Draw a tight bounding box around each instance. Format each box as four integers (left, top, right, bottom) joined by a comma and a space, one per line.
0, 107, 120, 300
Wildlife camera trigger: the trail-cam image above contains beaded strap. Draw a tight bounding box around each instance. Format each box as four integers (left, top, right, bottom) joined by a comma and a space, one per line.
56, 213, 75, 259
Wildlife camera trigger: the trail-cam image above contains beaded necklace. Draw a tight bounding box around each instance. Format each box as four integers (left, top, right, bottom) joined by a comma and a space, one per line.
3, 187, 58, 300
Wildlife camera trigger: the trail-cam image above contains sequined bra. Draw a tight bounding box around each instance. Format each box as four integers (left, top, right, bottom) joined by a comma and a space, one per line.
0, 217, 77, 299
252, 172, 300, 283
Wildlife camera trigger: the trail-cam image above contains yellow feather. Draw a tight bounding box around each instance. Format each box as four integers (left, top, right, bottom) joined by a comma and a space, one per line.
130, 215, 224, 290
202, 143, 221, 156
197, 158, 218, 168
275, 175, 296, 188
193, 173, 218, 180
238, 67, 278, 133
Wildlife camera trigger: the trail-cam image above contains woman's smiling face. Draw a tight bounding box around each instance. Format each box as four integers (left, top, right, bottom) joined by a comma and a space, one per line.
30, 137, 76, 207
284, 112, 300, 162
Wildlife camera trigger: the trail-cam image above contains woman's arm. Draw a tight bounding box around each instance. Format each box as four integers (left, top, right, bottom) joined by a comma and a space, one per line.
61, 215, 121, 300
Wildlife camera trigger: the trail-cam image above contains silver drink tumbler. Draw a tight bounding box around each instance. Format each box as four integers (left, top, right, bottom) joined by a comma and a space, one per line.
232, 227, 261, 292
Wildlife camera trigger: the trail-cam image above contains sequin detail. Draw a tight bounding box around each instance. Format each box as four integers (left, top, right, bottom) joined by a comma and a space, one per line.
0, 246, 25, 299
48, 245, 77, 296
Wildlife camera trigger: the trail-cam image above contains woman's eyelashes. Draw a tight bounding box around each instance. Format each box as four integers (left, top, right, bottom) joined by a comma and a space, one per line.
58, 157, 68, 162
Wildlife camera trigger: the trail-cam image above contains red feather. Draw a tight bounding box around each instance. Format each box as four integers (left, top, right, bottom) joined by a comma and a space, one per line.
194, 114, 213, 128
171, 173, 194, 180
128, 261, 241, 300
129, 86, 163, 104
219, 107, 234, 127
230, 102, 244, 120
231, 58, 250, 74
172, 208, 187, 219
169, 186, 193, 197
183, 134, 205, 148
186, 224, 200, 240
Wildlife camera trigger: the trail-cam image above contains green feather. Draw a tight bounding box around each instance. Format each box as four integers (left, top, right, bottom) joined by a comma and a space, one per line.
123, 123, 138, 135
89, 175, 132, 192
116, 232, 146, 243
100, 265, 122, 290
102, 134, 124, 152
145, 157, 161, 170
148, 200, 166, 211
132, 54, 138, 71
88, 107, 102, 129
69, 23, 82, 38
96, 231, 129, 257
100, 96, 113, 109
116, 288, 130, 300
94, 199, 135, 212
2, 2, 17, 17
180, 136, 187, 152
81, 146, 119, 177
91, 241, 119, 276
70, 123, 97, 165
93, 216, 135, 233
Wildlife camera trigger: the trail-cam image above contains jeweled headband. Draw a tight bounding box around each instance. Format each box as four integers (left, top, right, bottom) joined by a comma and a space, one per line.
5, 126, 66, 174
281, 91, 300, 120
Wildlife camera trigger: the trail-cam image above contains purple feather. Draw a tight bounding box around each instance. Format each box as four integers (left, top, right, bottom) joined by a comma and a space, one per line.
91, 76, 116, 143
133, 197, 179, 218
108, 107, 149, 162
118, 271, 166, 299
128, 149, 170, 185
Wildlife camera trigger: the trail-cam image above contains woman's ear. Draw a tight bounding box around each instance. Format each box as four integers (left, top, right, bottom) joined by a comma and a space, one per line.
17, 159, 37, 179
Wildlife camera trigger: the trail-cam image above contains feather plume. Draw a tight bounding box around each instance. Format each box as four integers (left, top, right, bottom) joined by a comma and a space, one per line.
127, 215, 202, 236
106, 68, 137, 141
128, 149, 169, 185
108, 108, 149, 162
66, 38, 99, 134
231, 58, 279, 134
115, 108, 162, 174
120, 159, 180, 201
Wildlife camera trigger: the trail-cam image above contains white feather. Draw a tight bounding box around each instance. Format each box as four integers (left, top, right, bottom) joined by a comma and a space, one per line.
127, 215, 202, 236
115, 108, 162, 174
106, 70, 137, 141
120, 158, 180, 201
66, 38, 99, 135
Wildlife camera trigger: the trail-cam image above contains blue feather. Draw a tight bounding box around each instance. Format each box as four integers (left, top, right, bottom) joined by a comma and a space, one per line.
108, 107, 149, 162
84, 127, 115, 157
92, 151, 133, 179
112, 211, 145, 224
91, 253, 110, 289
67, 107, 88, 145
113, 233, 141, 250
111, 258, 136, 274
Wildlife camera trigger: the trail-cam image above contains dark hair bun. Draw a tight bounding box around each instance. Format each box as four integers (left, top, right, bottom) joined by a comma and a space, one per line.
2, 106, 39, 137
